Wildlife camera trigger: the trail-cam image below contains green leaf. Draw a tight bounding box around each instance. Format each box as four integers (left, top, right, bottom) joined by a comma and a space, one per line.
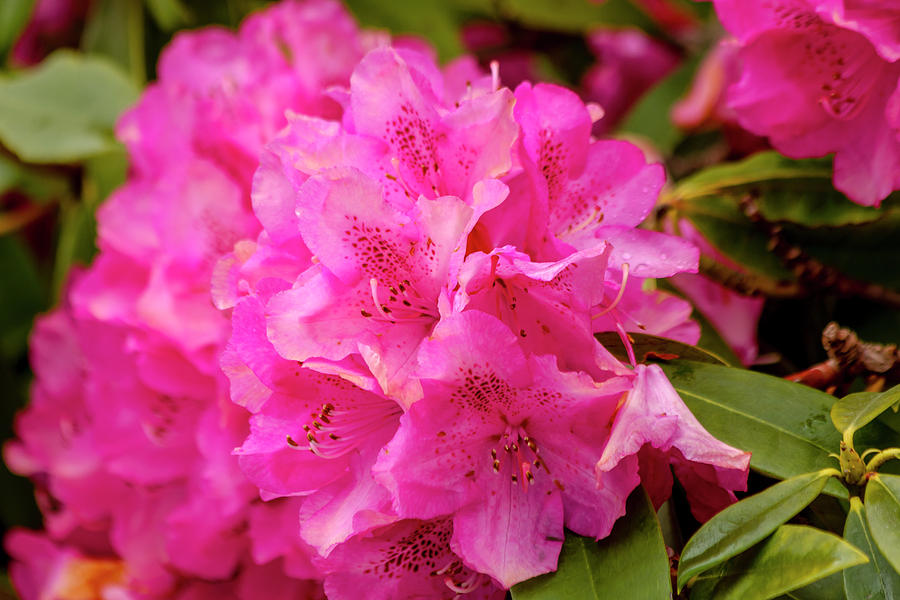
673, 153, 832, 201
831, 386, 900, 442
144, 0, 192, 30
659, 361, 845, 495
865, 473, 900, 575
671, 152, 885, 228
0, 0, 34, 59
0, 50, 139, 163
678, 470, 834, 591
81, 0, 146, 84
843, 496, 900, 600
691, 525, 868, 600
593, 331, 728, 366
784, 570, 847, 600
511, 488, 670, 600
618, 55, 699, 154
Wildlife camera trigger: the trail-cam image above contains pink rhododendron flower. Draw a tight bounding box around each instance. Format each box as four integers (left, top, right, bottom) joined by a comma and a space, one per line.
216, 39, 748, 594
713, 0, 900, 206
374, 311, 635, 586
596, 364, 751, 521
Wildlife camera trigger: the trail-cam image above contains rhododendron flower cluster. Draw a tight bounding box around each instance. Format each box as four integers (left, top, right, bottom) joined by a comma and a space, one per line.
5, 1, 753, 598
218, 40, 750, 595
712, 0, 900, 206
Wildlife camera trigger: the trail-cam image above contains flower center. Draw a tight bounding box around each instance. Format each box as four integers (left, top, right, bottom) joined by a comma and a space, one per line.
361, 277, 440, 325
286, 397, 401, 459
489, 424, 562, 492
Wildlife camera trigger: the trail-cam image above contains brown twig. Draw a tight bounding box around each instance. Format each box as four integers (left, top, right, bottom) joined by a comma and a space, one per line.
738, 194, 900, 309
786, 322, 900, 392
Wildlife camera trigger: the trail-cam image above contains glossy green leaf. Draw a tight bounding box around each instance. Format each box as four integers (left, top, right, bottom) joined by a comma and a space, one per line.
81, 0, 146, 84
691, 525, 867, 600
511, 488, 670, 600
865, 473, 900, 575
0, 0, 34, 58
672, 152, 887, 228
678, 470, 834, 591
843, 497, 900, 600
659, 361, 845, 495
594, 331, 728, 366
0, 50, 139, 163
832, 386, 900, 441
673, 152, 832, 201
783, 570, 847, 600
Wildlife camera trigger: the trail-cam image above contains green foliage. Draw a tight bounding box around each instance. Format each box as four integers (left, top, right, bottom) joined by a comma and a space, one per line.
671, 152, 886, 228
832, 386, 900, 444
677, 470, 836, 591
843, 497, 900, 600
864, 474, 900, 576
0, 50, 139, 163
511, 488, 670, 600
689, 525, 867, 600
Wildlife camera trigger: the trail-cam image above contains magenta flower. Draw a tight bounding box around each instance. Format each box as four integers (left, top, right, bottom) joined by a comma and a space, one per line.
714, 0, 900, 205
596, 364, 751, 522
374, 311, 634, 587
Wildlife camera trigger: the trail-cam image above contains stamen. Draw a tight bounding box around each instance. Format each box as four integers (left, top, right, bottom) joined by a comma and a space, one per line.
490, 60, 500, 93
489, 425, 546, 489
286, 397, 402, 459
593, 263, 630, 319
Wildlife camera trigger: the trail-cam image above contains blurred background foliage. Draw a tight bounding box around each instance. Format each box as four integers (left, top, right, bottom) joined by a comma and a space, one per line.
2, 0, 900, 593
